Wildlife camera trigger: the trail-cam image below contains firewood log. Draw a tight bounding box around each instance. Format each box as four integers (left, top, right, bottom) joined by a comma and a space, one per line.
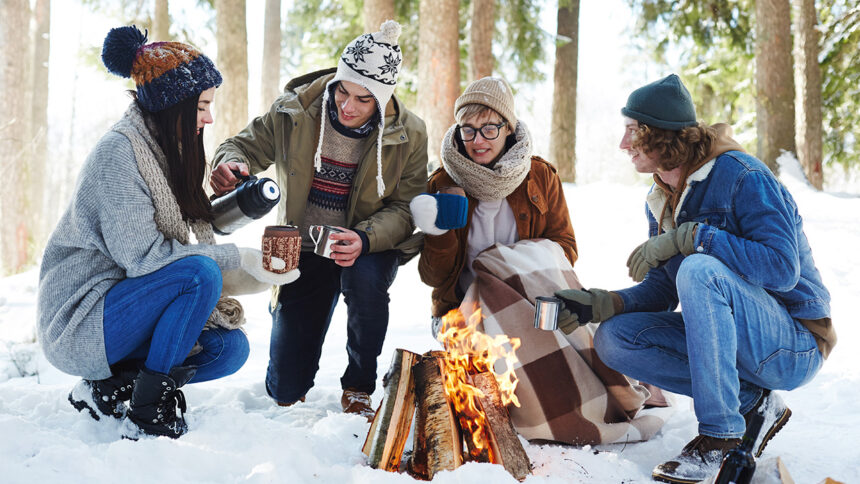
472, 372, 531, 481
362, 349, 419, 471
409, 355, 463, 480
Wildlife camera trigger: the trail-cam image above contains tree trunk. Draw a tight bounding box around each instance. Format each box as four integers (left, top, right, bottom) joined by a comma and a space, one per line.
260, 0, 281, 113
31, 0, 51, 247
793, 0, 823, 189
214, 0, 249, 148
550, 0, 579, 183
0, 0, 32, 274
418, 0, 460, 170
153, 0, 170, 40
755, 0, 795, 173
469, 0, 494, 81
363, 0, 396, 34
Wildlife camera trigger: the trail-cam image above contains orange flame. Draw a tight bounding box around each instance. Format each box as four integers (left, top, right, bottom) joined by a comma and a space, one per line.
437, 307, 521, 459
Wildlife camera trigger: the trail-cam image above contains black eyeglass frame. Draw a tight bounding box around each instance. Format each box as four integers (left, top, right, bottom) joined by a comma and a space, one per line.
457, 121, 508, 142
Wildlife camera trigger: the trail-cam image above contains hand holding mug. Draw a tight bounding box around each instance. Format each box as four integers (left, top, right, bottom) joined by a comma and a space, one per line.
328, 228, 363, 267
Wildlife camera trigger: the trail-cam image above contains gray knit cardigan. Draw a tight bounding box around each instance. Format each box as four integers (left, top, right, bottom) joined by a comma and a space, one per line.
37, 111, 240, 380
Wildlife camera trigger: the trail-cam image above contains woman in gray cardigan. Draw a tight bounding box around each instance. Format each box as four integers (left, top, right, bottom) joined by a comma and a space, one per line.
37, 26, 298, 439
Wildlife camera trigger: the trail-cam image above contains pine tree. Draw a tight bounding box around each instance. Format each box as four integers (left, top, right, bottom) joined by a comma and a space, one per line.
418, 0, 460, 170
755, 0, 795, 172
794, 0, 823, 189
260, 0, 282, 113
551, 0, 579, 182
214, 0, 249, 148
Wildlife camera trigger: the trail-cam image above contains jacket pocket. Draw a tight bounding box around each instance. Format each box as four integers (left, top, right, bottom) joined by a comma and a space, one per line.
694, 212, 728, 229
526, 180, 547, 214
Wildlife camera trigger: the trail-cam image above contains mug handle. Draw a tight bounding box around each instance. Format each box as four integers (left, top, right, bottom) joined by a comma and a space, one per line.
309, 225, 322, 246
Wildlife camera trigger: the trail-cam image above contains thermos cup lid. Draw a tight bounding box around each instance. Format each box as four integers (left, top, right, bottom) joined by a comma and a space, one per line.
261, 180, 280, 201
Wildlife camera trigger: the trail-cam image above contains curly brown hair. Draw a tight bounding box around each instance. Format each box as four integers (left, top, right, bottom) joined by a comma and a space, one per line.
632, 122, 717, 171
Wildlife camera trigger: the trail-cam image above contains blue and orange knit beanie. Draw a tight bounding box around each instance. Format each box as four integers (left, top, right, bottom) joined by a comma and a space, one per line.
102, 25, 222, 113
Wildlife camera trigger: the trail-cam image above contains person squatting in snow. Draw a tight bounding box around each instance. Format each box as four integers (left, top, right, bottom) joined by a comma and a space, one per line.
410, 76, 578, 329
554, 74, 836, 483
209, 20, 428, 419
36, 26, 299, 439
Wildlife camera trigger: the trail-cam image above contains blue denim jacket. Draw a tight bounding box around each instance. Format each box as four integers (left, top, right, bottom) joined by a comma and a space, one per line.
617, 151, 831, 321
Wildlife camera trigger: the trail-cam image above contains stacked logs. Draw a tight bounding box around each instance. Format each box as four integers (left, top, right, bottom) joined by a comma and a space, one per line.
362, 349, 530, 480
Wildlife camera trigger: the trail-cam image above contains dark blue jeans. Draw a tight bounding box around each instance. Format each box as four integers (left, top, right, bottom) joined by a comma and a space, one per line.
266, 250, 399, 403
102, 255, 249, 383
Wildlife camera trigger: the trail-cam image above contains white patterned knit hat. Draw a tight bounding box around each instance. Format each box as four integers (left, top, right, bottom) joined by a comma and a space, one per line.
314, 20, 403, 197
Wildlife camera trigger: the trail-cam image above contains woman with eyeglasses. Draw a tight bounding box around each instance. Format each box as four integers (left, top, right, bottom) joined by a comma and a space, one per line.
410, 77, 578, 335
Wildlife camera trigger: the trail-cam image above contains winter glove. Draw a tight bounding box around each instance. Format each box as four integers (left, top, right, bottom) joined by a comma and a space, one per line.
626, 222, 698, 282
222, 248, 300, 296
554, 288, 617, 333
410, 193, 468, 235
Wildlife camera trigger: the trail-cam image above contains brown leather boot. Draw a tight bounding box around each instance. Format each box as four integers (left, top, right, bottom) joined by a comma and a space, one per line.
652, 434, 742, 483
341, 388, 375, 421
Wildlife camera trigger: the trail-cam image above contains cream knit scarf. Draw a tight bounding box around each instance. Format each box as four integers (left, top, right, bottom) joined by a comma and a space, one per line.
441, 121, 532, 201
112, 103, 244, 330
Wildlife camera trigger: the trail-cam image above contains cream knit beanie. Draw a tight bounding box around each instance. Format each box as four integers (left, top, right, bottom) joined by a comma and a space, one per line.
454, 77, 517, 129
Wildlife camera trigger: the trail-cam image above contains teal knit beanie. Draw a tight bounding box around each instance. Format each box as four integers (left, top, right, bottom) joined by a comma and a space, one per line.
621, 74, 697, 130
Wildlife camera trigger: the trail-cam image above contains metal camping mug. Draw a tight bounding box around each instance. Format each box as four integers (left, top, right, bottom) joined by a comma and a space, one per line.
534, 296, 561, 331
309, 225, 344, 258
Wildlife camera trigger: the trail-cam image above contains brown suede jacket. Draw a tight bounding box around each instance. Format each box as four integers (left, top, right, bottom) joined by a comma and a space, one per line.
418, 156, 578, 317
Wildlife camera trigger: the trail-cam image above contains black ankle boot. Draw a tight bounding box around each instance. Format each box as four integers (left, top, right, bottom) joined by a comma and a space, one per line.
126, 365, 197, 439
68, 360, 140, 420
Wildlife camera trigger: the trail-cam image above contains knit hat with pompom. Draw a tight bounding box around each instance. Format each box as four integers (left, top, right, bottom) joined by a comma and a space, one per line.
102, 25, 222, 112
314, 20, 403, 198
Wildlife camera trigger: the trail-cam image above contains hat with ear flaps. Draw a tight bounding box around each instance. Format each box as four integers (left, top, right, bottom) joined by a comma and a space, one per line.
102, 25, 222, 113
313, 20, 403, 198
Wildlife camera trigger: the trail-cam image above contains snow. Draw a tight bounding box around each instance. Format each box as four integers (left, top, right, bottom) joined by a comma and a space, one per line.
1, 155, 857, 484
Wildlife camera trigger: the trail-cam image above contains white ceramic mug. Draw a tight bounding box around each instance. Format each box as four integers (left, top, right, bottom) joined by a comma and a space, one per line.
309, 225, 344, 259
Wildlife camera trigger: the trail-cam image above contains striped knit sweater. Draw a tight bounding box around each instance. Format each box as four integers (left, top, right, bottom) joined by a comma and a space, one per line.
299, 112, 365, 249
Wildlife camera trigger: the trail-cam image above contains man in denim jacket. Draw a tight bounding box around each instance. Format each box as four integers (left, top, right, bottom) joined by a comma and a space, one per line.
554, 75, 835, 483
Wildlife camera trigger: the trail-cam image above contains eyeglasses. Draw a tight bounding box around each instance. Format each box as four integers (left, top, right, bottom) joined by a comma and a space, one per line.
458, 121, 507, 142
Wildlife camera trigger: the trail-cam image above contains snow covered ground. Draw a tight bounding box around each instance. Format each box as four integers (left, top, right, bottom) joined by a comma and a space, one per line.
1, 157, 858, 484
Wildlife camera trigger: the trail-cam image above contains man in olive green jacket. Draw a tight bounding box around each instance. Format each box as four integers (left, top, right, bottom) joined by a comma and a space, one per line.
211, 21, 428, 417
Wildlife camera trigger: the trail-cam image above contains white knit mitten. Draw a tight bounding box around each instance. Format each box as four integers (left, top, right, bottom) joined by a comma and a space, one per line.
222, 248, 300, 296
410, 194, 447, 235
222, 268, 270, 296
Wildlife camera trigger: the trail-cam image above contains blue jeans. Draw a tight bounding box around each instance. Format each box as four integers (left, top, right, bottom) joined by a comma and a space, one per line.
595, 254, 822, 439
266, 250, 399, 403
103, 256, 249, 383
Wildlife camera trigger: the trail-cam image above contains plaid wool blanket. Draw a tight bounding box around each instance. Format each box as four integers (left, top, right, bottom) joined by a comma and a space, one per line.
460, 239, 672, 445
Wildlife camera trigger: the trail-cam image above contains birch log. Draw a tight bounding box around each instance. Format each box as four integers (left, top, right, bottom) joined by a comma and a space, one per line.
363, 349, 419, 471
409, 355, 463, 479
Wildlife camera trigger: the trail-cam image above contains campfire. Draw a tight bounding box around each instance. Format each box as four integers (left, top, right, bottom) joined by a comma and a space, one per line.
362, 308, 531, 480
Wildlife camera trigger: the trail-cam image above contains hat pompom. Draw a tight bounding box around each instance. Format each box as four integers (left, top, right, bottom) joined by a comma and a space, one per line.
102, 25, 148, 78
377, 20, 402, 44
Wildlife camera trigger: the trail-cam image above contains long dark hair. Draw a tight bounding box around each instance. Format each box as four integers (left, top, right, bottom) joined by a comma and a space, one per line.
137, 92, 213, 222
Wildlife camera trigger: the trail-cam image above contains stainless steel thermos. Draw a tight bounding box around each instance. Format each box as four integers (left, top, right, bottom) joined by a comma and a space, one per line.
211, 171, 280, 235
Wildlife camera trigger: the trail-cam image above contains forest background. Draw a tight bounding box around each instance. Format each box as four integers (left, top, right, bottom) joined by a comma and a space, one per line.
0, 0, 858, 276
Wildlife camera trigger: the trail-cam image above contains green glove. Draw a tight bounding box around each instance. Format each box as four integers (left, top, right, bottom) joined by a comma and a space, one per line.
626, 222, 698, 282
554, 288, 617, 334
